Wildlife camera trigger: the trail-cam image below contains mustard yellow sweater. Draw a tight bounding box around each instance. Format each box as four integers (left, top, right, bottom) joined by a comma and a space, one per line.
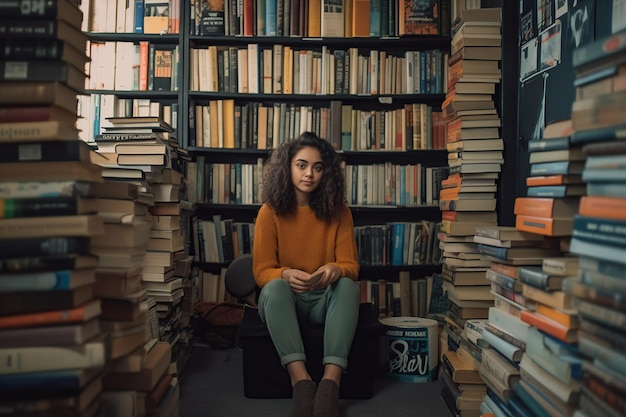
252, 204, 359, 288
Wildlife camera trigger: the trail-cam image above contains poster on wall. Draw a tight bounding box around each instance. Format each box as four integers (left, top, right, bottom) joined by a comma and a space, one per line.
540, 20, 562, 70
520, 38, 539, 80
555, 0, 568, 17
537, 0, 555, 32
569, 0, 594, 48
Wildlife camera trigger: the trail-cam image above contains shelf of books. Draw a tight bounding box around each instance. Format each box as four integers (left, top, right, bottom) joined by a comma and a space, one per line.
185, 0, 455, 321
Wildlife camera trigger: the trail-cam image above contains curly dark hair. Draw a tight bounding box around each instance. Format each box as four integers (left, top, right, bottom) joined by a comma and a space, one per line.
261, 131, 346, 222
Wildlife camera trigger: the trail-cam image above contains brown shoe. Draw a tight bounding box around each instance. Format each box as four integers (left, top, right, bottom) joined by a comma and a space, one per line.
291, 379, 317, 417
313, 379, 340, 417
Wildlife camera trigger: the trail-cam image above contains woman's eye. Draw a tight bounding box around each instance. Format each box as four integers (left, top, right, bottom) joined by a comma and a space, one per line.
314, 165, 324, 172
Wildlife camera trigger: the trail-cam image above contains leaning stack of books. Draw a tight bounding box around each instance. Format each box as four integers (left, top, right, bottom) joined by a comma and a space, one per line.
0, 1, 109, 414
561, 30, 626, 417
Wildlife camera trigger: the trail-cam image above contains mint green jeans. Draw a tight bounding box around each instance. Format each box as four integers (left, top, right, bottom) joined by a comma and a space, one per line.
257, 277, 360, 369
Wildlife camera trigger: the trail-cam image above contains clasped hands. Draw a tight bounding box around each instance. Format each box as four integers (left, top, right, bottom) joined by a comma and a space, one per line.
281, 265, 341, 294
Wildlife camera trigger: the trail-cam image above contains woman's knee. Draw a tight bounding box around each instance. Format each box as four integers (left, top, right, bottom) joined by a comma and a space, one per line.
331, 278, 360, 304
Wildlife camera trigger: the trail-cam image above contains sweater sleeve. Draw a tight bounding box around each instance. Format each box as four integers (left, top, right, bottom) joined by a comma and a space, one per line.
329, 205, 360, 280
252, 205, 285, 288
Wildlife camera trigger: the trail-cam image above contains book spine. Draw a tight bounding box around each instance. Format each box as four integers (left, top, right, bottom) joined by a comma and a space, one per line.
528, 137, 570, 152
0, 196, 84, 218
485, 323, 526, 350
480, 349, 520, 388
477, 243, 507, 259
485, 269, 520, 292
578, 196, 626, 221
0, 341, 105, 374
519, 310, 571, 343
572, 31, 626, 69
0, 181, 91, 199
481, 328, 522, 364
518, 267, 550, 290
0, 270, 79, 291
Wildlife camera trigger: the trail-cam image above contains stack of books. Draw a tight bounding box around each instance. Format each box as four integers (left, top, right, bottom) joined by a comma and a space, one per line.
564, 30, 626, 417
0, 1, 106, 414
437, 9, 503, 345
515, 118, 581, 239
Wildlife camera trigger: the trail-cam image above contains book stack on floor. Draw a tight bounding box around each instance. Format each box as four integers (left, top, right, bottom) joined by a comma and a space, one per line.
505, 145, 585, 413
90, 116, 184, 415
440, 6, 503, 252
0, 1, 108, 415
515, 118, 582, 240
440, 342, 487, 417
560, 30, 626, 417
472, 226, 534, 416
438, 10, 504, 368
441, 6, 503, 223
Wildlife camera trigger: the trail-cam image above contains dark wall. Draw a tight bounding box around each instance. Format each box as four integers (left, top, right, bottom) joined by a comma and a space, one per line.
515, 0, 616, 197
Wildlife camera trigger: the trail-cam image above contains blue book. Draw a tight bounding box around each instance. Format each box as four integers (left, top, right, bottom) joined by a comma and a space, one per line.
399, 167, 406, 206
0, 368, 100, 396
571, 123, 626, 145
528, 136, 570, 152
530, 160, 584, 176
570, 237, 626, 265
573, 215, 626, 248
369, 0, 382, 36
0, 270, 93, 292
391, 222, 405, 265
582, 167, 626, 183
486, 388, 516, 417
526, 184, 586, 197
134, 0, 145, 33
513, 381, 552, 417
507, 394, 535, 417
587, 182, 626, 198
585, 154, 626, 170
265, 0, 277, 36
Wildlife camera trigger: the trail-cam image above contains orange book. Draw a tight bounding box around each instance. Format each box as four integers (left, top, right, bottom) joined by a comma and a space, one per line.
578, 195, 626, 221
535, 303, 579, 328
514, 197, 579, 218
139, 41, 149, 91
0, 299, 101, 330
351, 0, 370, 37
490, 262, 522, 279
525, 174, 583, 186
308, 0, 321, 37
515, 214, 573, 236
519, 309, 577, 343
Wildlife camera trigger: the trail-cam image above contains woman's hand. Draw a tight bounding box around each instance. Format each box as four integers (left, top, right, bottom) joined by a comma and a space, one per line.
282, 265, 341, 293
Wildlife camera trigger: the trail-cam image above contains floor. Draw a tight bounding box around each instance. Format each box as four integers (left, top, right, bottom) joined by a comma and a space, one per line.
178, 346, 452, 417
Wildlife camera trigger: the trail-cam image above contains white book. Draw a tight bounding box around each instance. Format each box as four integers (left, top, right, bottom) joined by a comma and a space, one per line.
488, 306, 530, 343
0, 339, 106, 374
114, 42, 137, 90
321, 0, 344, 37
247, 44, 259, 94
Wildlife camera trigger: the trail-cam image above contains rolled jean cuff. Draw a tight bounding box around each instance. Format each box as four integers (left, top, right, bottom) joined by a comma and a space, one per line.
323, 355, 348, 370
281, 352, 307, 367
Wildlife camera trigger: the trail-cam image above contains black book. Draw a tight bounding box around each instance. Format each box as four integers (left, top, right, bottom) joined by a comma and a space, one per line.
0, 237, 91, 259
0, 39, 88, 69
0, 196, 98, 219
0, 285, 94, 316
0, 59, 85, 93
0, 19, 88, 53
0, 0, 82, 29
0, 140, 93, 163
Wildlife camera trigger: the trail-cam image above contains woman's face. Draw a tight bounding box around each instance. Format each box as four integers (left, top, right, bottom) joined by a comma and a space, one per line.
290, 146, 324, 203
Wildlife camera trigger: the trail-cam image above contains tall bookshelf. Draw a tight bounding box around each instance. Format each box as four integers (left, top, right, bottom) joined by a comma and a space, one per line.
81, 0, 454, 314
